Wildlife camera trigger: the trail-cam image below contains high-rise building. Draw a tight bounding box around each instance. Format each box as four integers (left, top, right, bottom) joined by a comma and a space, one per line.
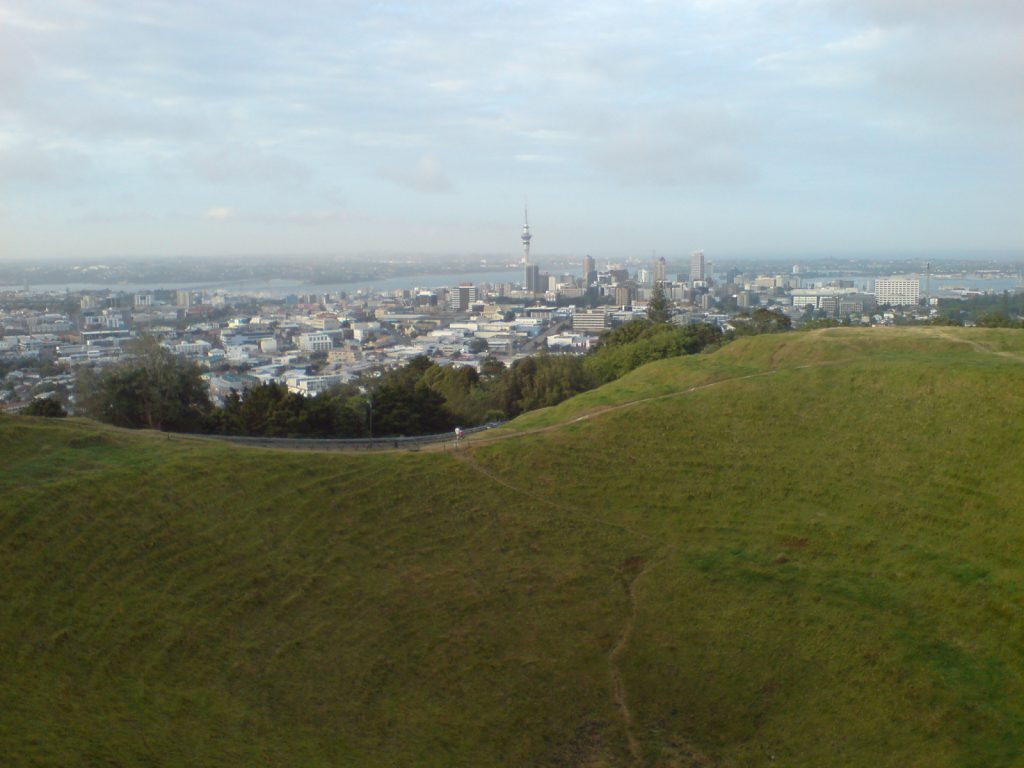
609, 268, 630, 285
690, 250, 706, 283
450, 283, 479, 311
572, 309, 609, 334
582, 254, 596, 287
874, 277, 920, 307
525, 264, 540, 294
654, 256, 667, 284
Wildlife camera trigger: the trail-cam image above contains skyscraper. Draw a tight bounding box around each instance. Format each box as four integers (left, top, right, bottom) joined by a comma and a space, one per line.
582, 254, 596, 287
654, 256, 667, 284
690, 250, 706, 283
450, 283, 479, 311
525, 264, 540, 294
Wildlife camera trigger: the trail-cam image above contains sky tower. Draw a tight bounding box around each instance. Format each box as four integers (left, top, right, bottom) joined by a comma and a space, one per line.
520, 205, 532, 265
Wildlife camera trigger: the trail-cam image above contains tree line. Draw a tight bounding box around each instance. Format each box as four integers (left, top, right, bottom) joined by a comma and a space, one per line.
61, 310, 767, 438
24, 298, 1023, 433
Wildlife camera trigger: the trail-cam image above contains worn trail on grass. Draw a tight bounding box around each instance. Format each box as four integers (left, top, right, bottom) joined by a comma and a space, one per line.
454, 447, 659, 763
173, 358, 860, 457
931, 328, 1024, 363
170, 366, 786, 457
454, 448, 720, 765
178, 325, 1024, 459
464, 356, 873, 449
464, 368, 779, 447
452, 449, 655, 544
608, 555, 661, 764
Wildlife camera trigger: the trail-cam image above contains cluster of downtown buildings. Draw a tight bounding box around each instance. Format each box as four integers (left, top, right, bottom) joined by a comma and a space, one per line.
0, 247, 958, 414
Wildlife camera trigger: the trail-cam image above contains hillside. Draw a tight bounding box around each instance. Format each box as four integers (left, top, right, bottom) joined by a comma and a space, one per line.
2, 327, 1024, 767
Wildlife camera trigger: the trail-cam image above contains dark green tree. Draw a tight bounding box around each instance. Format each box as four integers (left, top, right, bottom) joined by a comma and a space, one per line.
733, 308, 792, 336
24, 397, 67, 417
468, 337, 490, 354
371, 380, 454, 436
208, 380, 371, 438
647, 283, 672, 324
423, 364, 486, 425
977, 313, 1021, 329
585, 321, 722, 384
77, 337, 211, 431
479, 356, 506, 378
362, 356, 456, 436
494, 354, 592, 417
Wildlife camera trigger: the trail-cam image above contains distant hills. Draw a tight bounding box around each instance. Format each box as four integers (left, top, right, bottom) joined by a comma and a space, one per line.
2, 327, 1023, 767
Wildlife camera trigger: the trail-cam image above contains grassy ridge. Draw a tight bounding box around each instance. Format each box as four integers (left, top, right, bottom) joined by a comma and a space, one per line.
1, 424, 642, 766
2, 327, 1024, 766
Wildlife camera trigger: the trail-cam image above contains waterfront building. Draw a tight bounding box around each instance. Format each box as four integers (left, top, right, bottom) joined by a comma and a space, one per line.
874, 278, 920, 307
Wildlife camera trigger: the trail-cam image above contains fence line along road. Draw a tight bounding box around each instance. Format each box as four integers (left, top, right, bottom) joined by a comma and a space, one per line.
192, 421, 505, 452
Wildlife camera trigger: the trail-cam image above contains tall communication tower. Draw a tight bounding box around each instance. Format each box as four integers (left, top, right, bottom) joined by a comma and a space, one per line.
926, 261, 931, 304
520, 205, 532, 266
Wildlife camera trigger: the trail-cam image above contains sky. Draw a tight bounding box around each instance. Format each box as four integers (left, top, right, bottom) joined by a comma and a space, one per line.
1, 0, 1022, 262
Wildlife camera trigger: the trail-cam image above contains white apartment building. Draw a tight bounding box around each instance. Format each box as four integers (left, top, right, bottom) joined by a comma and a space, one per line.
167, 340, 212, 357
874, 278, 920, 307
789, 287, 858, 310
287, 373, 345, 395
306, 314, 341, 331
572, 310, 609, 334
297, 332, 334, 353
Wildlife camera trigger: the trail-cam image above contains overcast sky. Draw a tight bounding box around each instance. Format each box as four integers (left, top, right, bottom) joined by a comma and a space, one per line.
1, 0, 1021, 261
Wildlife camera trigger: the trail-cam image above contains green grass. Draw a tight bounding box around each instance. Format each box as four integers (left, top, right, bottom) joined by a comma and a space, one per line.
2, 327, 1024, 766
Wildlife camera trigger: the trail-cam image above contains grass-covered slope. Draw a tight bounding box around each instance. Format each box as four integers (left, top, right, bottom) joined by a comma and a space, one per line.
2, 327, 1024, 767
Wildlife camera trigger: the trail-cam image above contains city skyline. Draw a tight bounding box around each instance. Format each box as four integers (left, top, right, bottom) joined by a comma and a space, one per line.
1, 0, 1022, 261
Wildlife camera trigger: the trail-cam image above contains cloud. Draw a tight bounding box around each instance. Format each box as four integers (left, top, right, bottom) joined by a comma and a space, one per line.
833, 0, 1024, 28
1, 0, 1021, 257
382, 153, 454, 193
588, 108, 757, 186
206, 206, 234, 220
0, 140, 93, 183
515, 153, 564, 164
754, 1, 1024, 137
0, 4, 67, 32
429, 79, 470, 92
202, 206, 364, 226
875, 32, 1024, 125
181, 146, 312, 186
